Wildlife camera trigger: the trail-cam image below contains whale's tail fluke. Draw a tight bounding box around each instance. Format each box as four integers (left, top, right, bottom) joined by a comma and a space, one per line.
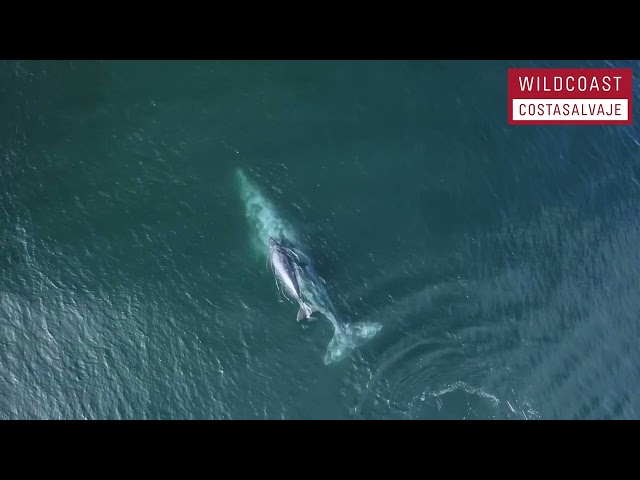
324, 317, 383, 364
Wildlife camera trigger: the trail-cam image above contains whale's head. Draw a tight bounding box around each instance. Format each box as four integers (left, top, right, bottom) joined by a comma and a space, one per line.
268, 237, 279, 255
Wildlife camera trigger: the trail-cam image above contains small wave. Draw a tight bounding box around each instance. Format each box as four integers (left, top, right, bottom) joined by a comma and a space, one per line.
422, 381, 500, 406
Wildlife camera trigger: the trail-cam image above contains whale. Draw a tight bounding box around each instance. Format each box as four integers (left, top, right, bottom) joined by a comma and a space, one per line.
236, 168, 382, 364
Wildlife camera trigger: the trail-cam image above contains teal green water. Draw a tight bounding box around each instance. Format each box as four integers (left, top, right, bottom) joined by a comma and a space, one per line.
2, 60, 640, 419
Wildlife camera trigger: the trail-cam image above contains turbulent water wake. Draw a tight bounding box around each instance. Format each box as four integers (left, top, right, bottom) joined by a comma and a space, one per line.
235, 168, 382, 364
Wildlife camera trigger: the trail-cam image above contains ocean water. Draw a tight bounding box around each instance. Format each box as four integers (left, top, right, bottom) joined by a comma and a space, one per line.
1, 59, 640, 419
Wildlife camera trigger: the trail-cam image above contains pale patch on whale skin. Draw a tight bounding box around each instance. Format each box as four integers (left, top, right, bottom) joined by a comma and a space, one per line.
268, 237, 316, 322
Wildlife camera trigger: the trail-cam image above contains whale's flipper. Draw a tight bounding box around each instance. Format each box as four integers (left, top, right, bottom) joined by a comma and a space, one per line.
297, 302, 315, 321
